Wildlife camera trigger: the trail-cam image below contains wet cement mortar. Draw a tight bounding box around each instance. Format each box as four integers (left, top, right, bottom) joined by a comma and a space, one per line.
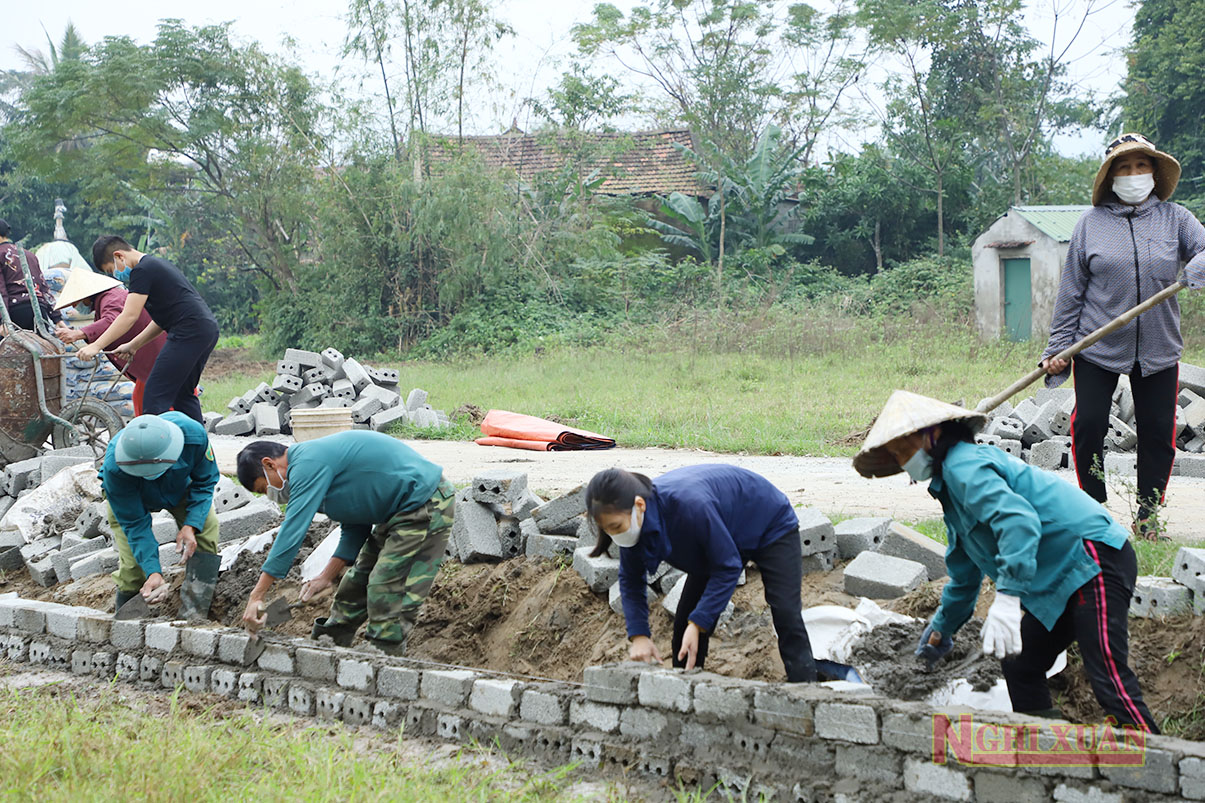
848, 619, 1002, 700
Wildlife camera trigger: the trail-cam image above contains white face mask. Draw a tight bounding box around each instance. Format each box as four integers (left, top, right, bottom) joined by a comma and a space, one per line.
610, 500, 644, 548
1112, 173, 1155, 205
263, 464, 289, 504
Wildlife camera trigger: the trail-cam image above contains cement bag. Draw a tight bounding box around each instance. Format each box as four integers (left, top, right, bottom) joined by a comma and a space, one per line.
0, 463, 103, 544
301, 527, 341, 582
803, 605, 873, 663
220, 529, 277, 571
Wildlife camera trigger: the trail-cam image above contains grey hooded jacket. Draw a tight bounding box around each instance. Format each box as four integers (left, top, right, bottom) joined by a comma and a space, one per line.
1042, 195, 1205, 385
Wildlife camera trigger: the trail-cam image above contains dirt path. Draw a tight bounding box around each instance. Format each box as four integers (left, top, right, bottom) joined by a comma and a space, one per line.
210, 436, 1205, 539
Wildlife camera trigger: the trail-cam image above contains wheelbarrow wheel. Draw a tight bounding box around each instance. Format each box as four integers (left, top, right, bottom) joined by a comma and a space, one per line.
52, 399, 125, 459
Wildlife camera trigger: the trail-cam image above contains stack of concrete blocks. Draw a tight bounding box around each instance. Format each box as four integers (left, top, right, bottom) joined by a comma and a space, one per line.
975, 362, 1205, 479
207, 347, 451, 437
6, 605, 1199, 803
798, 508, 838, 575
839, 521, 948, 599
447, 470, 545, 563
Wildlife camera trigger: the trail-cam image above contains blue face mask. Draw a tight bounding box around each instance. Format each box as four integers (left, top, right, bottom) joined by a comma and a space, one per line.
114, 265, 132, 283
74, 299, 92, 314
902, 447, 933, 483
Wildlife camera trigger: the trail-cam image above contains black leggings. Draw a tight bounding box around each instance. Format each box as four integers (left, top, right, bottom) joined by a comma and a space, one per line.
1001, 539, 1158, 732
6, 299, 62, 330
1071, 357, 1178, 522
671, 532, 817, 682
141, 326, 218, 423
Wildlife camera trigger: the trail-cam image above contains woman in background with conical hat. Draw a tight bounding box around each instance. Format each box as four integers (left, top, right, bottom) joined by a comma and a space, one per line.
1040, 133, 1205, 539
53, 268, 167, 416
855, 390, 1159, 732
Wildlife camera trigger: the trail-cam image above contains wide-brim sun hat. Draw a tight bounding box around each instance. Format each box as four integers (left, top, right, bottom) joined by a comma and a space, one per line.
853, 390, 988, 478
115, 415, 184, 479
53, 268, 121, 311
1091, 132, 1181, 206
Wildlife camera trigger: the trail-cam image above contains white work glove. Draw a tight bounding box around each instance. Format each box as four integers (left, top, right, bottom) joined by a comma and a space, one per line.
982, 592, 1023, 659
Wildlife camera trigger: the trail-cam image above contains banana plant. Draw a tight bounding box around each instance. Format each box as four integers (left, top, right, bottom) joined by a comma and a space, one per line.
647, 191, 718, 263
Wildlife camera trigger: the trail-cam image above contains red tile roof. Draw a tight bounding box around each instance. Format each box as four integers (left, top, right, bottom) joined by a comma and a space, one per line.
427, 128, 707, 196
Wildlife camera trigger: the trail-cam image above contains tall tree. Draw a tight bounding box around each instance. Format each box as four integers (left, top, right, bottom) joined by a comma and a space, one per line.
1123, 0, 1205, 204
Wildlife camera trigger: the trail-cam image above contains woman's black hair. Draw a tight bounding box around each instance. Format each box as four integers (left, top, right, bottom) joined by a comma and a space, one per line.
585, 468, 653, 558
930, 419, 977, 475
236, 440, 288, 491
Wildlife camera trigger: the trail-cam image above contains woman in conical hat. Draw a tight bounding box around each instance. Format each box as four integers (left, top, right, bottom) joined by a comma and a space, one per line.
855, 390, 1159, 732
1040, 133, 1205, 539
53, 269, 167, 416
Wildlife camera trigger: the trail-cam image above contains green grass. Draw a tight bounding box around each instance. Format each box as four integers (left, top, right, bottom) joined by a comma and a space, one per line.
0, 684, 590, 802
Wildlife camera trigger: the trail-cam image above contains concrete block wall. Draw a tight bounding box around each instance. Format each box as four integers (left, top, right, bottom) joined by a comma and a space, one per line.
0, 595, 1199, 801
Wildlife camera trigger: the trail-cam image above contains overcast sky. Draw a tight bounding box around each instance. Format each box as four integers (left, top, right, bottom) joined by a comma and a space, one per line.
0, 0, 1132, 157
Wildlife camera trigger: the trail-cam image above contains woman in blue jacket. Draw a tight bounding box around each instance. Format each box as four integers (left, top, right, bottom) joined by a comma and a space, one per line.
854, 390, 1158, 732
586, 464, 818, 682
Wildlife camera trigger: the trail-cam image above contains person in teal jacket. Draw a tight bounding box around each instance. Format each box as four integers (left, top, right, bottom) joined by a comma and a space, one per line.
854, 390, 1158, 732
235, 431, 454, 655
101, 412, 221, 610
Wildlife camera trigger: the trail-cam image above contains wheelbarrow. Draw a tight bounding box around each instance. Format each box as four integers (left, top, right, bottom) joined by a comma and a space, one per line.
0, 245, 125, 469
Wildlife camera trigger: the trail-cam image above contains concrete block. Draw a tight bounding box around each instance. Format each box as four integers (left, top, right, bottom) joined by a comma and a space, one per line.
248, 382, 279, 406
638, 670, 693, 713
520, 688, 569, 725
302, 366, 334, 386
316, 688, 346, 721
835, 744, 902, 784
45, 605, 107, 640
796, 508, 835, 556
203, 412, 223, 433
263, 677, 290, 708
161, 660, 185, 688
449, 489, 505, 562
1022, 401, 1059, 447
879, 521, 946, 580
368, 367, 399, 387
583, 663, 647, 704
227, 396, 252, 415
469, 678, 521, 717
1172, 547, 1205, 592
1179, 454, 1205, 479
532, 485, 586, 535
369, 406, 410, 432
1029, 439, 1068, 471
358, 384, 400, 410
238, 672, 264, 703
1099, 743, 1177, 793
214, 485, 251, 514
1, 457, 41, 496
320, 397, 352, 409
183, 664, 213, 693
753, 686, 816, 735
343, 694, 373, 727
844, 551, 926, 598
972, 770, 1048, 803
271, 374, 303, 396
27, 555, 59, 587
833, 517, 890, 559
903, 757, 971, 800
109, 619, 144, 651
284, 348, 322, 369
329, 378, 355, 400
524, 529, 576, 560
136, 654, 160, 682
0, 546, 24, 572
421, 669, 476, 707
40, 449, 95, 479
496, 517, 523, 559
377, 665, 420, 700
19, 536, 60, 566
70, 548, 120, 582
573, 547, 619, 593
1051, 784, 1123, 803
179, 627, 218, 658
998, 439, 1022, 458
815, 701, 879, 744
73, 503, 107, 539
320, 347, 344, 371
1106, 415, 1137, 451
410, 407, 440, 429
214, 413, 255, 436
405, 388, 428, 412
251, 402, 282, 436
1010, 397, 1042, 427
256, 644, 294, 674
471, 469, 529, 506
569, 699, 620, 733
1103, 452, 1136, 477
296, 647, 337, 682
1035, 387, 1075, 408
342, 358, 372, 393
693, 680, 753, 723
291, 383, 329, 406
216, 500, 282, 543
288, 684, 315, 716
276, 360, 300, 377
1131, 576, 1192, 617
608, 581, 656, 615
371, 700, 405, 729
145, 622, 180, 652
336, 658, 375, 693
76, 615, 111, 644
211, 667, 238, 697
349, 396, 382, 424
620, 707, 670, 739
214, 631, 251, 664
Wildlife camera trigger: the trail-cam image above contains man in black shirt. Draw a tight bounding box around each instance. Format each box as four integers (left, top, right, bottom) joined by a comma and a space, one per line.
79, 236, 219, 423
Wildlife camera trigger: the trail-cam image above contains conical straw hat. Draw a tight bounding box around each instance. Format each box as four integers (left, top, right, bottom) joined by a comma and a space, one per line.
853, 390, 988, 478
53, 268, 121, 311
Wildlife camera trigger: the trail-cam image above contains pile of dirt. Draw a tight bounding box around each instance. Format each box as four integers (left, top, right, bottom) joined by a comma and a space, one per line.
847, 619, 1001, 700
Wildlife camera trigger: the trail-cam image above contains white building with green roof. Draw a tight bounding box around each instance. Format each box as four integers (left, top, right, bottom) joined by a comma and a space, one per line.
971, 205, 1090, 341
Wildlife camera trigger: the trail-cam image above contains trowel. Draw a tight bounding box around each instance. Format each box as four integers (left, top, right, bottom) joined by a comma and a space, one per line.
178, 551, 221, 621
114, 593, 151, 620
241, 597, 297, 665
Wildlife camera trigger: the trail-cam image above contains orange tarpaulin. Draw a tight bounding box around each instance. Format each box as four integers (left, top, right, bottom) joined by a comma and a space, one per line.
475, 409, 616, 451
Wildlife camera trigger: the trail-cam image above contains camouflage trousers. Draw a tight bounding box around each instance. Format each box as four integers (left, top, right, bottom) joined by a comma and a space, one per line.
325, 478, 455, 648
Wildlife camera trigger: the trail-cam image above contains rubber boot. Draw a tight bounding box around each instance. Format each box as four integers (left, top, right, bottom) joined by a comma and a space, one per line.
115, 589, 138, 613
365, 637, 407, 657
310, 617, 356, 647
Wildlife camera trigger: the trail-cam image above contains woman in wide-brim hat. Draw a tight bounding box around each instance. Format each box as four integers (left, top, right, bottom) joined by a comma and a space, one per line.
1041, 133, 1205, 538
855, 390, 1159, 731
53, 269, 168, 416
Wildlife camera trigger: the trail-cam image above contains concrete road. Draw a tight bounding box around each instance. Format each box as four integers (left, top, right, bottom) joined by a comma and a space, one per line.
209, 435, 1205, 540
